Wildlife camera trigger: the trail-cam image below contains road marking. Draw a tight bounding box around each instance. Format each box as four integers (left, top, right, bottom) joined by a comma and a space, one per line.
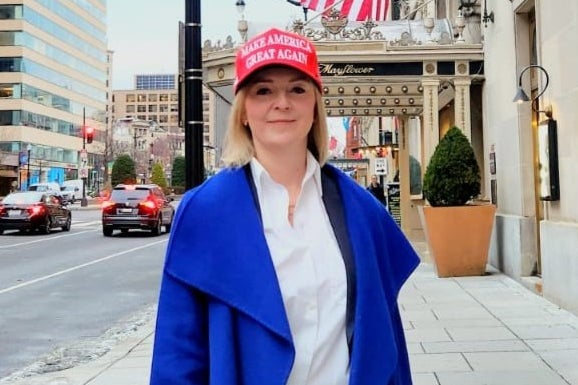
0, 240, 167, 295
72, 220, 101, 227
0, 230, 96, 249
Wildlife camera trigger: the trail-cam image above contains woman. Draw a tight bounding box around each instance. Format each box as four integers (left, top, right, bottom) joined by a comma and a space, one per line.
150, 27, 419, 385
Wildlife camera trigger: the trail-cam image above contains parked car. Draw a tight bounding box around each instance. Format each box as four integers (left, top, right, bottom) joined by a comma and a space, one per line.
101, 184, 174, 237
0, 191, 72, 234
28, 182, 61, 194
60, 179, 85, 203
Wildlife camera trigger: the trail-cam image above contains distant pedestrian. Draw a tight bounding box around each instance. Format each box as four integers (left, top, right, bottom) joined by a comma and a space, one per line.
150, 27, 419, 385
367, 174, 387, 206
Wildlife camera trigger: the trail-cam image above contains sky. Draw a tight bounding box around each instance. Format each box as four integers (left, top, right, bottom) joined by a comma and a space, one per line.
107, 0, 308, 90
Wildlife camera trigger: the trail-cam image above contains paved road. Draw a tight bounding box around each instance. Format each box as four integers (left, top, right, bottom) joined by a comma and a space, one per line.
0, 209, 168, 378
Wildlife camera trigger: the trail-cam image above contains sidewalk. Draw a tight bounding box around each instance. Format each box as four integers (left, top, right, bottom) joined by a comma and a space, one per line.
3, 250, 578, 385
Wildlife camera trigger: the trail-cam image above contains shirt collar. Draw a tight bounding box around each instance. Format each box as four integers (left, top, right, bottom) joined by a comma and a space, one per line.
250, 151, 323, 202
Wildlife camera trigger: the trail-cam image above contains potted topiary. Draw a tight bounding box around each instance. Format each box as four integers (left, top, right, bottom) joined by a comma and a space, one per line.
420, 126, 496, 277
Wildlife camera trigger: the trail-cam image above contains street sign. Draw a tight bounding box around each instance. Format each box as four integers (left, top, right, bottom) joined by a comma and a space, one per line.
375, 158, 387, 176
79, 149, 88, 179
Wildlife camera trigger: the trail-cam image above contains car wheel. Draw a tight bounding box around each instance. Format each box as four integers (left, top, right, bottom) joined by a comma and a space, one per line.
151, 215, 162, 236
103, 227, 113, 237
41, 217, 51, 234
62, 215, 71, 231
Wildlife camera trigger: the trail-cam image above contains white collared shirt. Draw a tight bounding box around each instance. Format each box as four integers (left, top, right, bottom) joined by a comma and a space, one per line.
250, 153, 349, 385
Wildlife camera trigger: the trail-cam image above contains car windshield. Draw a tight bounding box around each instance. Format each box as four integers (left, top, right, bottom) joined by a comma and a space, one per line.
61, 186, 75, 191
29, 185, 49, 192
2, 192, 44, 204
110, 189, 149, 201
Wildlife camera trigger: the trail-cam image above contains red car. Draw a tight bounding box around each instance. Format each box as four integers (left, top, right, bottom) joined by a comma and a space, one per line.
0, 191, 72, 234
101, 184, 174, 237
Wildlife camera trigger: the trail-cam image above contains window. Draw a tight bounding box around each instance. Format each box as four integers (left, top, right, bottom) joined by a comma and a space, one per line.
137, 94, 146, 102
148, 104, 157, 112
148, 94, 158, 102
126, 105, 135, 113
137, 105, 146, 112
170, 93, 178, 101
159, 104, 168, 112
126, 94, 135, 103
148, 115, 157, 122
0, 83, 15, 98
170, 104, 178, 112
158, 115, 168, 123
159, 94, 169, 102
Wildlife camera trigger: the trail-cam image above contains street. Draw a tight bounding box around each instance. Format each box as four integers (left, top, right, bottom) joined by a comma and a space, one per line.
0, 207, 168, 379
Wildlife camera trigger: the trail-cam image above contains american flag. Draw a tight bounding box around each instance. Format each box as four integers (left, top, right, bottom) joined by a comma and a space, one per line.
300, 0, 391, 22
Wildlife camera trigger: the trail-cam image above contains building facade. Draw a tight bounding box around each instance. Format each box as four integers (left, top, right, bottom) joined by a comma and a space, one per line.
482, 0, 578, 314
112, 74, 216, 182
0, 0, 108, 195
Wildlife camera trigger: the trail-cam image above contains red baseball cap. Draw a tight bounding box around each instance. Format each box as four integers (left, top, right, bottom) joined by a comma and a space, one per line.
234, 28, 322, 94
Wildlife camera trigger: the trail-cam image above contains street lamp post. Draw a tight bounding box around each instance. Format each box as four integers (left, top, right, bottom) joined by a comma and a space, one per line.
184, 0, 204, 190
26, 144, 32, 190
80, 108, 88, 207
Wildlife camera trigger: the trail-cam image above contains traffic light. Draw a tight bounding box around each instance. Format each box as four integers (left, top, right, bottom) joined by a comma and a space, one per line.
85, 126, 94, 144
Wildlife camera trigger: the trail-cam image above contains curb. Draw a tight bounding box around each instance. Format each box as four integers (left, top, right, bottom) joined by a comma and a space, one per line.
0, 319, 156, 385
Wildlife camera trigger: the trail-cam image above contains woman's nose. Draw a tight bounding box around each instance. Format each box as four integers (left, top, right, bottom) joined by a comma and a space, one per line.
272, 92, 291, 109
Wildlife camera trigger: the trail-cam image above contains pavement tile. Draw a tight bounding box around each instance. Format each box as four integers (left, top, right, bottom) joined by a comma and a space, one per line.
509, 324, 578, 339
85, 366, 150, 385
432, 307, 496, 320
445, 326, 518, 341
463, 351, 551, 371
411, 373, 439, 385
527, 338, 578, 351
409, 353, 471, 373
422, 339, 528, 354
405, 328, 452, 343
400, 309, 439, 322
436, 370, 570, 385
538, 349, 578, 374
410, 318, 502, 328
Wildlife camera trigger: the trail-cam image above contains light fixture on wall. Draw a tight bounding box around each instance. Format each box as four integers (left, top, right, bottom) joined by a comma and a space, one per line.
513, 64, 559, 201
513, 64, 552, 118
482, 0, 494, 27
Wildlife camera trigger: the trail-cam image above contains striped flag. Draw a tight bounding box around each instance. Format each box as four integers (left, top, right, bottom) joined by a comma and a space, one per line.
301, 0, 390, 21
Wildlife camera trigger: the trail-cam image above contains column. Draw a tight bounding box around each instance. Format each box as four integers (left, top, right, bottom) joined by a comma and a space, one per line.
421, 78, 440, 166
453, 78, 472, 141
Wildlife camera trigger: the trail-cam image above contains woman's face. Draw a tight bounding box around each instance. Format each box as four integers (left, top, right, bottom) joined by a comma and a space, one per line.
243, 66, 316, 155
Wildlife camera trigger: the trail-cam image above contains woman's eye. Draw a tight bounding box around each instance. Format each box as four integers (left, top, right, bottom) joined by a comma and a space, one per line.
254, 87, 271, 95
291, 86, 306, 94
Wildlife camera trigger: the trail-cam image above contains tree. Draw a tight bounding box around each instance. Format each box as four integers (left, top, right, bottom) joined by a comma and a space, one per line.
111, 154, 137, 186
171, 156, 185, 187
150, 162, 168, 188
422, 126, 480, 207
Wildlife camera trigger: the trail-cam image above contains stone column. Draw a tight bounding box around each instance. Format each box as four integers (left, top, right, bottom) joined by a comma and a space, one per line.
421, 78, 440, 166
453, 78, 472, 141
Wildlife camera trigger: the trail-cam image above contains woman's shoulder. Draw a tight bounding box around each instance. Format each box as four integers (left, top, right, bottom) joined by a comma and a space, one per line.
177, 167, 246, 209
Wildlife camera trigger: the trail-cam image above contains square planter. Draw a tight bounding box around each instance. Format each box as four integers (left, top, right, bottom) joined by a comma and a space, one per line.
419, 204, 496, 277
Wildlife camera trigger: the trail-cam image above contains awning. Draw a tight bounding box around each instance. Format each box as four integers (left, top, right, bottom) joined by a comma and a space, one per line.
0, 170, 18, 178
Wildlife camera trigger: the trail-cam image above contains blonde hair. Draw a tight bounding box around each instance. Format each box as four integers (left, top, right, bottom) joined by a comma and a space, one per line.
221, 86, 329, 168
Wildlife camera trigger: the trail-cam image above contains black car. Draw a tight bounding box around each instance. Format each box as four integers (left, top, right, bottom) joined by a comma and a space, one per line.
101, 184, 174, 237
0, 191, 72, 234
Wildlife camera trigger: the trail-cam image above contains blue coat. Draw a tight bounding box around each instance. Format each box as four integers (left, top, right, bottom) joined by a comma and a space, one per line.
150, 165, 419, 385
